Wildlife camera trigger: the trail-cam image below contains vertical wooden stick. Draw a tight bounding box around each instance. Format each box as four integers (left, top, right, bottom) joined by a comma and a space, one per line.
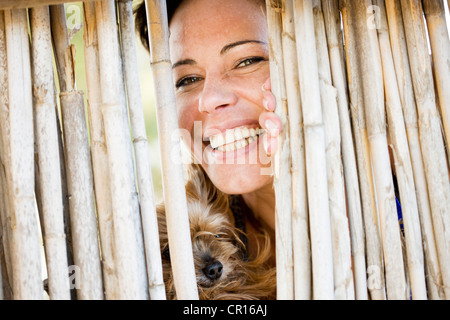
50, 4, 103, 300
30, 5, 70, 300
385, 0, 443, 299
145, 0, 199, 300
375, 0, 427, 300
401, 0, 450, 300
0, 11, 14, 299
353, 0, 407, 300
117, 0, 166, 300
340, 0, 386, 300
294, 0, 334, 300
96, 0, 148, 300
423, 0, 450, 160
266, 0, 295, 300
322, 0, 368, 300
313, 0, 354, 300
4, 8, 43, 300
282, 0, 311, 300
82, 1, 118, 300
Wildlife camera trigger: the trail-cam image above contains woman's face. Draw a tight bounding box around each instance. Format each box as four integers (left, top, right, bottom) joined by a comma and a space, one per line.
169, 0, 272, 195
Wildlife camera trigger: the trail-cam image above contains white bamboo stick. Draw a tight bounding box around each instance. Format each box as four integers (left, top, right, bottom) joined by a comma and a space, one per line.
96, 0, 149, 299
266, 0, 295, 300
0, 11, 14, 297
423, 0, 450, 161
340, 0, 386, 300
401, 0, 450, 300
0, 0, 97, 10
59, 91, 104, 300
0, 23, 11, 297
294, 0, 334, 300
322, 0, 367, 300
385, 0, 443, 299
50, 5, 104, 300
144, 0, 199, 300
117, 0, 166, 300
353, 0, 407, 300
281, 0, 311, 300
375, 0, 428, 300
30, 5, 70, 300
82, 1, 118, 300
4, 8, 43, 300
313, 0, 354, 300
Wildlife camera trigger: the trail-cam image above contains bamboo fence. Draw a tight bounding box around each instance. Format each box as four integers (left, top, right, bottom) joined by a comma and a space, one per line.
0, 0, 448, 300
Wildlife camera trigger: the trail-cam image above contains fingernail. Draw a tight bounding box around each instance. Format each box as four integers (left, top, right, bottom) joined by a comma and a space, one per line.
263, 99, 269, 111
265, 119, 279, 133
263, 134, 270, 155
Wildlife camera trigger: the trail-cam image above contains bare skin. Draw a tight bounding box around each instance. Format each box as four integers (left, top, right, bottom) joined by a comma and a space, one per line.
169, 0, 280, 261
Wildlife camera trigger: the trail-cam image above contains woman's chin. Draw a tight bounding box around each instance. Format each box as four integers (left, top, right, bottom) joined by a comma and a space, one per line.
205, 163, 273, 195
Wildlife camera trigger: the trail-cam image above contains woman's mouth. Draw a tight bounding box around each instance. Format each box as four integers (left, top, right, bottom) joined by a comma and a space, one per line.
205, 126, 265, 153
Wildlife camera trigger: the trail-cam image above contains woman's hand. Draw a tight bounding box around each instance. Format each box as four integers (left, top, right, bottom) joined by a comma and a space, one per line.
259, 78, 282, 156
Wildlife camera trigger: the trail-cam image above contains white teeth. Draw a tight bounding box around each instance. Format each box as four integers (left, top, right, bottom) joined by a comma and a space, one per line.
225, 130, 235, 145
208, 126, 264, 152
242, 127, 250, 138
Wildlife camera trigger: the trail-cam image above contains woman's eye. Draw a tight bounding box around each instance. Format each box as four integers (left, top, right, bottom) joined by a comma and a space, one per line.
235, 57, 266, 69
175, 76, 202, 89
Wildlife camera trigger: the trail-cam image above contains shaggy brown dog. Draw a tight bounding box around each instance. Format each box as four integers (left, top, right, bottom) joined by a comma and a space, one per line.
157, 167, 276, 300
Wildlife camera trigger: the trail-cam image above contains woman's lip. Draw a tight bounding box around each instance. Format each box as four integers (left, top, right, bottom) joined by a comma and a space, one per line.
203, 119, 261, 140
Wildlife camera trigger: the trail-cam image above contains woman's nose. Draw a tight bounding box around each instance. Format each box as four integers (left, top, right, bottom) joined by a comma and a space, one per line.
198, 77, 238, 114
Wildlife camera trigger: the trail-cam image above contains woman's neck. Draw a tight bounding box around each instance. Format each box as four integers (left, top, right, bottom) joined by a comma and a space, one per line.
241, 182, 276, 232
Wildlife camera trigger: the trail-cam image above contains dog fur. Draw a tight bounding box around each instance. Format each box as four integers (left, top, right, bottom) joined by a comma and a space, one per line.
156, 166, 276, 300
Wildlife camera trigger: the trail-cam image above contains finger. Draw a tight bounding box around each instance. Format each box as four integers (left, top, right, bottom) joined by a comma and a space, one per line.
259, 112, 282, 137
259, 112, 282, 155
262, 77, 271, 92
262, 91, 276, 112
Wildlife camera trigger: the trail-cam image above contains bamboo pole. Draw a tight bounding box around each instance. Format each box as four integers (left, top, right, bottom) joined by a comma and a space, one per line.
340, 0, 386, 300
50, 4, 104, 300
375, 0, 428, 300
0, 24, 11, 297
82, 1, 118, 300
423, 0, 450, 161
353, 0, 407, 300
322, 0, 367, 300
401, 0, 450, 300
4, 8, 43, 300
266, 0, 295, 300
96, 0, 149, 299
0, 11, 14, 299
117, 0, 166, 300
144, 0, 199, 300
30, 5, 70, 300
0, 0, 97, 10
293, 0, 334, 300
385, 0, 443, 299
281, 0, 311, 300
313, 0, 354, 300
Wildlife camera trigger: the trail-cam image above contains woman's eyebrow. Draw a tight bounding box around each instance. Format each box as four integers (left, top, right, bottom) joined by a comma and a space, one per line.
220, 40, 267, 55
172, 40, 267, 69
172, 58, 196, 69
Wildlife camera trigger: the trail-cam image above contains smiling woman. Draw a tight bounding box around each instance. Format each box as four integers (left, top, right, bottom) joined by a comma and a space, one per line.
136, 0, 281, 270
135, 0, 282, 300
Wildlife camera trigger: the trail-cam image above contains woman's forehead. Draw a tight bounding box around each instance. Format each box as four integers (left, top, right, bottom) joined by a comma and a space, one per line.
168, 0, 267, 58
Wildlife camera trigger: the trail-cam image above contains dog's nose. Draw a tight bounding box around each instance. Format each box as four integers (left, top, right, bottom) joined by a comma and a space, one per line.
203, 260, 223, 280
